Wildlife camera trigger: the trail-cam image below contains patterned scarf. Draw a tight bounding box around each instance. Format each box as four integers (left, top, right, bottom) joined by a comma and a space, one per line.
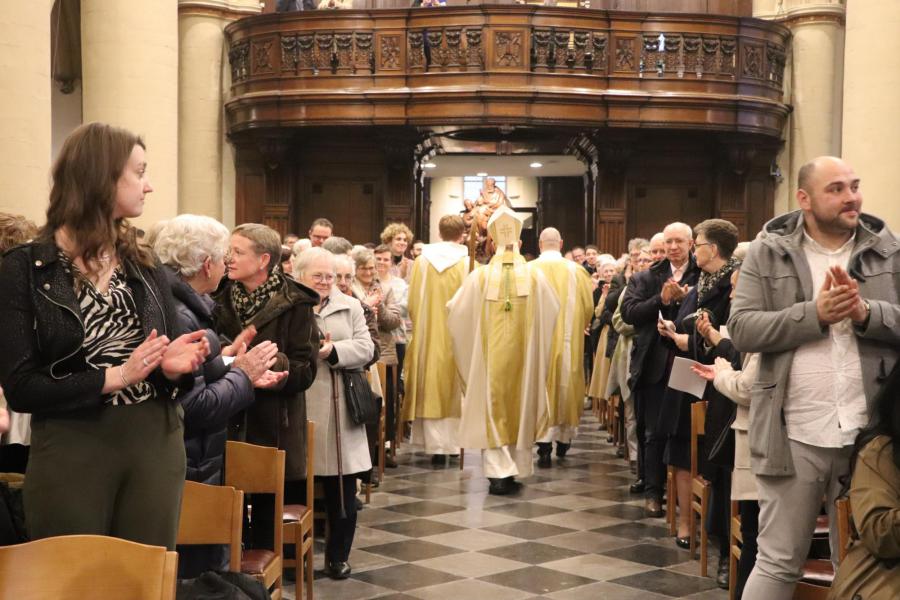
697, 256, 739, 303
230, 270, 284, 326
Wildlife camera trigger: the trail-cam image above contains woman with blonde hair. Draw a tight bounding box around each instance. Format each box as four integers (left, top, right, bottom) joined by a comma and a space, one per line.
0, 122, 208, 549
380, 222, 414, 281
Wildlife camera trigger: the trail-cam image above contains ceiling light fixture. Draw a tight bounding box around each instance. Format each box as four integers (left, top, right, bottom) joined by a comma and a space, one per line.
476, 172, 488, 177
423, 162, 437, 169
529, 162, 543, 168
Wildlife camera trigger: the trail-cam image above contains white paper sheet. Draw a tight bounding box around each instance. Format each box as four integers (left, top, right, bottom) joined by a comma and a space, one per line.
668, 356, 709, 399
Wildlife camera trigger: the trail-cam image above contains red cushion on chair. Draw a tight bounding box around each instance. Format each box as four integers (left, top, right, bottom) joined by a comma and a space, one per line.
241, 549, 276, 575
283, 504, 309, 522
800, 559, 834, 586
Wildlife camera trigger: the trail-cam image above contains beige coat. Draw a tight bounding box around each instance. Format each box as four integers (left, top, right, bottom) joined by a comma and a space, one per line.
306, 289, 375, 477
712, 352, 760, 501
829, 436, 900, 600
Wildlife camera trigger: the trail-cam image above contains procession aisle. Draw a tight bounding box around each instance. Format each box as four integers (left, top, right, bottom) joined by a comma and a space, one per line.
284, 410, 727, 600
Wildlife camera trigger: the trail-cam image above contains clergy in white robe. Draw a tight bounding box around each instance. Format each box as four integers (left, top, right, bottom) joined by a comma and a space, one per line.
402, 215, 469, 461
447, 208, 559, 494
530, 228, 594, 466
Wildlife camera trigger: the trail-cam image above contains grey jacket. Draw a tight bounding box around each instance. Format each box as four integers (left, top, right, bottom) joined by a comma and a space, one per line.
728, 210, 900, 476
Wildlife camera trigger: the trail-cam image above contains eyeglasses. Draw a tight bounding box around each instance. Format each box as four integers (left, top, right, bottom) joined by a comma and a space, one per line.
694, 242, 713, 249
309, 273, 335, 283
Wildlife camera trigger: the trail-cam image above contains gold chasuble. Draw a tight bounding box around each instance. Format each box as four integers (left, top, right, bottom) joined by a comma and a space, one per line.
530, 252, 594, 432
402, 242, 469, 422
448, 210, 559, 458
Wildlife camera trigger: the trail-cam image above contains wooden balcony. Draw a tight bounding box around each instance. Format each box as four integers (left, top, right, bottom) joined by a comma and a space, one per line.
225, 5, 790, 138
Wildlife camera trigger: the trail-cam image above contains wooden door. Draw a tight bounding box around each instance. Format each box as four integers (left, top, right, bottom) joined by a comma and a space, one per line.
301, 179, 379, 244
626, 183, 713, 240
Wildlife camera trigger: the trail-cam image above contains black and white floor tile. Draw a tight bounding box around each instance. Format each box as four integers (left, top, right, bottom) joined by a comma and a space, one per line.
284, 411, 727, 600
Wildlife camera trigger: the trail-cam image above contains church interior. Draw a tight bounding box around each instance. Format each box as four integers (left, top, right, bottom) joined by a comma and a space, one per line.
1, 1, 899, 599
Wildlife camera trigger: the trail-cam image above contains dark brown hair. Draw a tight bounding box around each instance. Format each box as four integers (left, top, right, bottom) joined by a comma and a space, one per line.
693, 218, 739, 259
43, 122, 153, 273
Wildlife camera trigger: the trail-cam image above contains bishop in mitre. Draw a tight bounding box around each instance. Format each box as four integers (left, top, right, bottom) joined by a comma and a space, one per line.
530, 227, 594, 468
402, 215, 470, 466
448, 207, 560, 495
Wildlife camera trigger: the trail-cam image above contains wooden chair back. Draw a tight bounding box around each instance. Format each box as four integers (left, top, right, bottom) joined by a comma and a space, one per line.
225, 441, 286, 553
836, 497, 852, 563
690, 401, 707, 479
177, 480, 244, 571
0, 534, 177, 600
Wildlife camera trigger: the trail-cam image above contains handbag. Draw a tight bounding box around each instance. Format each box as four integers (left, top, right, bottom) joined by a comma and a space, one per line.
341, 368, 380, 425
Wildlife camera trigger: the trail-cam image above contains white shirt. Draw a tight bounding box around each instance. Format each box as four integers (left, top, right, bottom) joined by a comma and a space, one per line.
784, 232, 867, 448
670, 261, 687, 283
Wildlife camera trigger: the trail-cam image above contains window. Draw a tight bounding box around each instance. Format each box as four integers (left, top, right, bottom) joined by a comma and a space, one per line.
463, 175, 506, 203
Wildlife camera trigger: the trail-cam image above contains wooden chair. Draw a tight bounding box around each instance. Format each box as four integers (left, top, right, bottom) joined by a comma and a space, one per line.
283, 420, 316, 600
835, 497, 851, 564
728, 501, 742, 600
177, 480, 245, 573
689, 401, 711, 577
226, 441, 287, 600
0, 534, 178, 600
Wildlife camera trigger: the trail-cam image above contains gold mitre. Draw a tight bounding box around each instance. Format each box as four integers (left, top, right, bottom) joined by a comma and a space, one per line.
487, 207, 523, 248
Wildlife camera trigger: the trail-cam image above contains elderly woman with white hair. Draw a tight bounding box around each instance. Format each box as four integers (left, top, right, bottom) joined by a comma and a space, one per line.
294, 247, 374, 580
154, 215, 282, 576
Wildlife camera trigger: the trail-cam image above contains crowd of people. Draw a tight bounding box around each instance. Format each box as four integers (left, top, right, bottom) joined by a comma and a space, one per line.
0, 122, 899, 600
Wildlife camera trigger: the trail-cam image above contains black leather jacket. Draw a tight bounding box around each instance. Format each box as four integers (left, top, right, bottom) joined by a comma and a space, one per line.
0, 240, 188, 417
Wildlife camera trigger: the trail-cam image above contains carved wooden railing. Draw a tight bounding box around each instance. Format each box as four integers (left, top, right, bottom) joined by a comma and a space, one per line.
225, 6, 790, 137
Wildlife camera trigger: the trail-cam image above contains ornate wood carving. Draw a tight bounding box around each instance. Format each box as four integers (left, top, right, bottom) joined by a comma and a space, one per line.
252, 39, 274, 75
615, 37, 636, 71
766, 42, 786, 86
408, 31, 425, 69
380, 35, 401, 70
531, 28, 608, 71
494, 31, 523, 68
465, 29, 484, 68
742, 43, 764, 80
229, 40, 250, 82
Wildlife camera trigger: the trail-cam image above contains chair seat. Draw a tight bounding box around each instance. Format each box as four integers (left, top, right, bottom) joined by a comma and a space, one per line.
283, 504, 310, 522
800, 559, 835, 586
241, 549, 277, 575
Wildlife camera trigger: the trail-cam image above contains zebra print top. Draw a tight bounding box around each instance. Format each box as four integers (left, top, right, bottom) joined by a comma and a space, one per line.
62, 254, 156, 406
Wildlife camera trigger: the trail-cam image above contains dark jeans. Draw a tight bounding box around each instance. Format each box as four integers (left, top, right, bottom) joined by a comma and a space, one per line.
635, 381, 666, 499
707, 466, 732, 559
319, 474, 359, 563
736, 500, 760, 599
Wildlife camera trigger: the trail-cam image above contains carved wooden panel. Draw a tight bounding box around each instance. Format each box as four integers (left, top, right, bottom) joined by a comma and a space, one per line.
741, 42, 764, 80
263, 205, 290, 237
229, 40, 250, 82
379, 34, 402, 70
252, 37, 275, 75
531, 29, 608, 72
597, 208, 626, 254
614, 37, 636, 72
493, 30, 525, 69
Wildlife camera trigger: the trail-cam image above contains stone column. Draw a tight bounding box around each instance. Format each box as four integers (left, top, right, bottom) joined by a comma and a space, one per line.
178, 0, 259, 221
0, 1, 55, 224
81, 0, 179, 228
842, 2, 900, 230
754, 1, 846, 214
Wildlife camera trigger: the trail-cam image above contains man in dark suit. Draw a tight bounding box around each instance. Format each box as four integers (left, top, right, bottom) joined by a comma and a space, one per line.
620, 222, 698, 517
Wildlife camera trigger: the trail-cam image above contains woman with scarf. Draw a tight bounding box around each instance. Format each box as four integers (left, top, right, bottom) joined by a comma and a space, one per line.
657, 218, 740, 588
212, 223, 318, 552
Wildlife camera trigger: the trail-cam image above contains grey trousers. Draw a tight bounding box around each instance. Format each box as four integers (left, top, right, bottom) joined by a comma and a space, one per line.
742, 439, 851, 600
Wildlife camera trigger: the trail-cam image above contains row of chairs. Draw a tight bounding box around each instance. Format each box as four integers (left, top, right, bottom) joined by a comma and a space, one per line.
0, 426, 317, 600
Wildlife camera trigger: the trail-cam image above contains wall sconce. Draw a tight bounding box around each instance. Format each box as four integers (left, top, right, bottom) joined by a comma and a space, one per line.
770, 162, 783, 183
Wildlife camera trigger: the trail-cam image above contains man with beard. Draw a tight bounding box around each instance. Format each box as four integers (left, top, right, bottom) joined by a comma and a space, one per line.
730, 156, 900, 600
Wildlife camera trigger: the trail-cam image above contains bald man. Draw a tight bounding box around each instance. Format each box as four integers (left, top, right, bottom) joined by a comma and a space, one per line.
530, 228, 594, 467
730, 156, 900, 600
620, 221, 699, 518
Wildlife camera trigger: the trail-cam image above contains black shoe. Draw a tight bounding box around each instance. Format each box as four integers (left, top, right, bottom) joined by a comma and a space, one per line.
675, 536, 690, 549
716, 557, 729, 589
615, 446, 625, 458
629, 479, 646, 494
645, 498, 665, 518
607, 435, 615, 443
325, 561, 351, 580
384, 455, 398, 469
355, 497, 364, 511
555, 442, 570, 458
431, 454, 447, 467
488, 477, 521, 496
536, 443, 552, 469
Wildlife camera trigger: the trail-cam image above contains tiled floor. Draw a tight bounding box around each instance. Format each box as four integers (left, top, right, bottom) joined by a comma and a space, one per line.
284, 411, 727, 600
